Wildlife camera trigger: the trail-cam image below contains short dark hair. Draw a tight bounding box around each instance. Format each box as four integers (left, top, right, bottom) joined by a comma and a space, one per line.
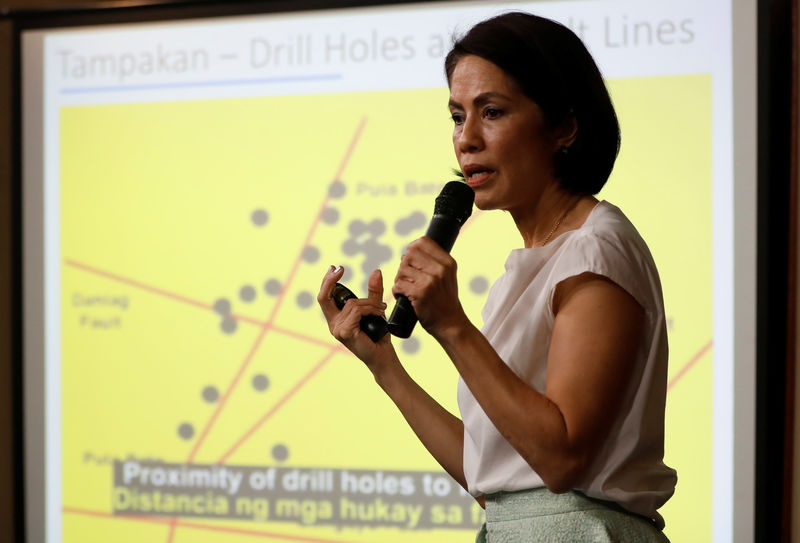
445, 12, 620, 195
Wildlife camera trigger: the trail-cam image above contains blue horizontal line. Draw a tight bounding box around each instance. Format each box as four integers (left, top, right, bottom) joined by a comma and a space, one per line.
60, 73, 343, 94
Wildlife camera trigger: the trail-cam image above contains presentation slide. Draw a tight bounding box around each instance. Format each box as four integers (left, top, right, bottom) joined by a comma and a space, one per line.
22, 1, 748, 542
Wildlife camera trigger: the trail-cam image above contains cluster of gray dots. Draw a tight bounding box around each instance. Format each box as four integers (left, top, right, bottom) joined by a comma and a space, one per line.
176, 374, 273, 441
211, 277, 291, 334
214, 203, 335, 332
322, 187, 429, 294
341, 219, 393, 292
214, 298, 238, 334
293, 245, 322, 310
180, 184, 491, 445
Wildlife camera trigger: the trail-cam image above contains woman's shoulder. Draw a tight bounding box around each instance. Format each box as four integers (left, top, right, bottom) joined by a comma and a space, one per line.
582, 200, 637, 233
558, 201, 663, 306
571, 201, 650, 253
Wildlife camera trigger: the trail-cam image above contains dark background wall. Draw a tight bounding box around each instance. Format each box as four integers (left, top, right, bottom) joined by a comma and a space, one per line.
1, 10, 15, 543
0, 2, 116, 538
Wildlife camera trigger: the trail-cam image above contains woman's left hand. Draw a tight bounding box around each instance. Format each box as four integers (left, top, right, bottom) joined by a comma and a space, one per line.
392, 236, 468, 338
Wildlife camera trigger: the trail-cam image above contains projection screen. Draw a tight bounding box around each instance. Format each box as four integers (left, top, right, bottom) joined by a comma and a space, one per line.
21, 0, 757, 541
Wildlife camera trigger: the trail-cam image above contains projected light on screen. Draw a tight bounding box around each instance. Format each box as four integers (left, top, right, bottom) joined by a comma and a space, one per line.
20, 1, 756, 542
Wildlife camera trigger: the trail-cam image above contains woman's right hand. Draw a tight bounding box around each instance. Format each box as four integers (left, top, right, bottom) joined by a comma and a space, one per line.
317, 266, 396, 373
318, 267, 469, 494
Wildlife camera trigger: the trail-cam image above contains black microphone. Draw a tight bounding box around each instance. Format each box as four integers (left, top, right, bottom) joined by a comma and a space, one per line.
387, 181, 474, 338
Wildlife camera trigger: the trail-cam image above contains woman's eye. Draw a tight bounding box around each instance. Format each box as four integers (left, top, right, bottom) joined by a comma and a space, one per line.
484, 107, 503, 119
450, 112, 465, 125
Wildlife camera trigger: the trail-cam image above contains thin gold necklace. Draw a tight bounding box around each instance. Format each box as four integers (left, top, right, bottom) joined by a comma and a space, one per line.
535, 196, 581, 247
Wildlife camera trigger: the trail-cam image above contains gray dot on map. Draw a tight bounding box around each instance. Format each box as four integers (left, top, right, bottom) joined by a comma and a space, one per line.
329, 181, 346, 199
368, 219, 386, 236
395, 211, 426, 235
361, 259, 378, 275
296, 291, 314, 308
470, 276, 490, 294
251, 209, 269, 227
361, 246, 392, 273
202, 386, 219, 403
348, 219, 367, 237
264, 278, 282, 296
178, 423, 194, 440
374, 244, 393, 262
401, 337, 421, 354
239, 285, 256, 302
394, 219, 410, 235
361, 237, 379, 254
302, 246, 321, 263
362, 255, 377, 272
408, 211, 426, 227
252, 374, 270, 392
322, 207, 340, 224
342, 238, 361, 256
272, 444, 289, 462
220, 315, 238, 334
213, 298, 231, 315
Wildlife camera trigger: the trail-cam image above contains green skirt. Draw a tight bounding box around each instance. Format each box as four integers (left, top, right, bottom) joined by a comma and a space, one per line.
475, 488, 669, 543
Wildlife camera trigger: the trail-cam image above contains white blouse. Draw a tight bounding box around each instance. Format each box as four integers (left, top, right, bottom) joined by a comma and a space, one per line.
457, 201, 677, 528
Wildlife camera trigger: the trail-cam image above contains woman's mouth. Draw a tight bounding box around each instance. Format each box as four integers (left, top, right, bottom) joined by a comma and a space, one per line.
463, 164, 494, 188
464, 168, 494, 187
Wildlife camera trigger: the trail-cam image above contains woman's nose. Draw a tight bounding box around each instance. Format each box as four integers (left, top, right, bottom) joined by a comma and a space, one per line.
456, 116, 483, 153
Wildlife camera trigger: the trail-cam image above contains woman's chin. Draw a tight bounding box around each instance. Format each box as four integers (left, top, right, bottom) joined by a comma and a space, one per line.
473, 196, 497, 212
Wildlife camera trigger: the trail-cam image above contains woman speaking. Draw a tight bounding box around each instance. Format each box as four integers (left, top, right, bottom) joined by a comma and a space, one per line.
318, 12, 676, 542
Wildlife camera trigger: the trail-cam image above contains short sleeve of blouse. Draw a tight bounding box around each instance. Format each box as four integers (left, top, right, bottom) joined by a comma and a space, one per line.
542, 220, 659, 323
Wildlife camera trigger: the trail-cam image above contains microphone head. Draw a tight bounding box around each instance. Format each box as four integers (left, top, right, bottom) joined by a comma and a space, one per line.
434, 181, 475, 224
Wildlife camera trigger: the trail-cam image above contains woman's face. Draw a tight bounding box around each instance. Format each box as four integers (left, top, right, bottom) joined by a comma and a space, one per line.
449, 55, 561, 215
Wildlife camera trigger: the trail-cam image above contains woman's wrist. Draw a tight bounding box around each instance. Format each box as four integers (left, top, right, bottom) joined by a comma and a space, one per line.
369, 349, 407, 393
429, 310, 475, 347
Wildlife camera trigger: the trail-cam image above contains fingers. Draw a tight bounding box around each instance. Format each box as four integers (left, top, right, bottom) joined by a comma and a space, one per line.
319, 266, 388, 342
400, 238, 453, 278
334, 296, 385, 330
409, 236, 453, 265
317, 265, 345, 321
393, 237, 455, 299
367, 269, 384, 304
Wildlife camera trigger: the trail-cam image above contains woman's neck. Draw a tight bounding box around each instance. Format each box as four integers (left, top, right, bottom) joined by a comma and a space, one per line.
512, 186, 596, 249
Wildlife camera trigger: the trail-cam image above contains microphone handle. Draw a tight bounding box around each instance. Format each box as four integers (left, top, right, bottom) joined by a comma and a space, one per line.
386, 295, 416, 338
387, 214, 463, 338
332, 283, 388, 342
425, 214, 461, 252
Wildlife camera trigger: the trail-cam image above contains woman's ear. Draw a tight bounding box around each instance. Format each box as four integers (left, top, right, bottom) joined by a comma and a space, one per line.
554, 110, 578, 149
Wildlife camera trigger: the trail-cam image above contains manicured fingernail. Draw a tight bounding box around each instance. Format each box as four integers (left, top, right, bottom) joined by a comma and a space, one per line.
380, 302, 387, 309
328, 265, 334, 273
333, 265, 343, 274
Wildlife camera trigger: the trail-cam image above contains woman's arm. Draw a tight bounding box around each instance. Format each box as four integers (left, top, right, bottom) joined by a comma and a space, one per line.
395, 238, 644, 493
317, 266, 470, 493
